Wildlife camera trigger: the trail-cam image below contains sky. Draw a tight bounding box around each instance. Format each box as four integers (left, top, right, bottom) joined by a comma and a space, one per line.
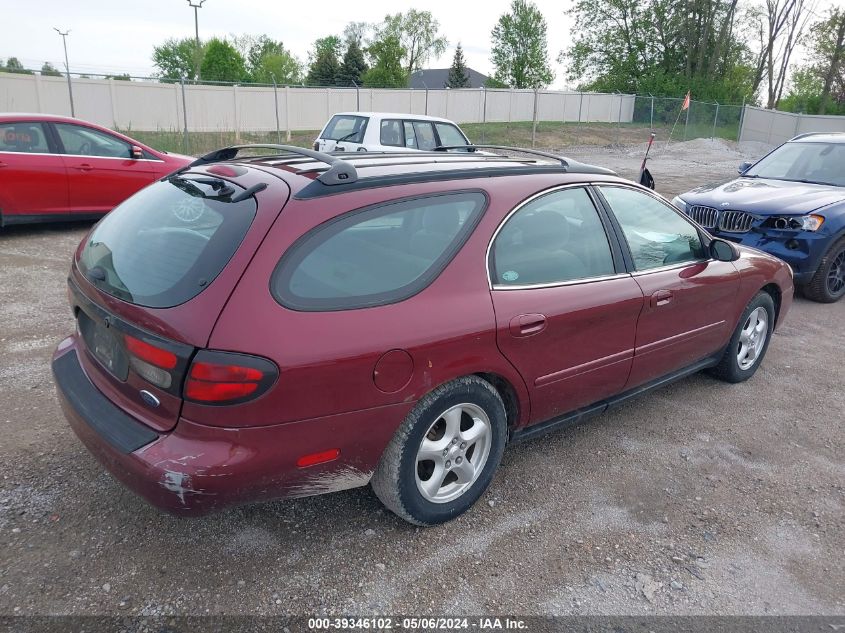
0, 0, 836, 90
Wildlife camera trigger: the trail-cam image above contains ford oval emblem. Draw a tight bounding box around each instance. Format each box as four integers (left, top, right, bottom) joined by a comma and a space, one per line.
139, 390, 160, 408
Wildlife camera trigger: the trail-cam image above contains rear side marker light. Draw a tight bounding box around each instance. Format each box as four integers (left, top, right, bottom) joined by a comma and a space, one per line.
184, 351, 278, 405
296, 449, 341, 468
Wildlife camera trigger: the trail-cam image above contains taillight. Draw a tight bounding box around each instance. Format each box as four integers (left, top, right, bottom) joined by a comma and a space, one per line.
184, 350, 277, 405
125, 334, 178, 388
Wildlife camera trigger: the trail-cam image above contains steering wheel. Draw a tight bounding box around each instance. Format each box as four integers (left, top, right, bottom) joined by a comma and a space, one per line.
78, 141, 91, 155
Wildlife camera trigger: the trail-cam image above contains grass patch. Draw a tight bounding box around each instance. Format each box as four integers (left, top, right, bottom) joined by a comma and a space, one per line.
121, 120, 738, 157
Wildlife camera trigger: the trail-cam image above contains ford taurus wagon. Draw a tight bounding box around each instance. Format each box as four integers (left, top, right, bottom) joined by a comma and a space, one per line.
52, 145, 794, 525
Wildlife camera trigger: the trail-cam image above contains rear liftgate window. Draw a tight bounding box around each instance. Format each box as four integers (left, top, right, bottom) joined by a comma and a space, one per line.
78, 176, 258, 308
272, 192, 487, 311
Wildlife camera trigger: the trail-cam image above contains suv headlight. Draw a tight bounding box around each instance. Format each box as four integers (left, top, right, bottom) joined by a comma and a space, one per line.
766, 214, 825, 231
671, 196, 689, 212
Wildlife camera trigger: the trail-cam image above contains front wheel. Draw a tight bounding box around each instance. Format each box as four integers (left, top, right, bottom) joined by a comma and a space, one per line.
708, 291, 775, 383
371, 376, 507, 526
803, 237, 845, 303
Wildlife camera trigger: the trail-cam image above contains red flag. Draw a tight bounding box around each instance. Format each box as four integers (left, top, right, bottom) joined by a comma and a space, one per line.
681, 91, 691, 111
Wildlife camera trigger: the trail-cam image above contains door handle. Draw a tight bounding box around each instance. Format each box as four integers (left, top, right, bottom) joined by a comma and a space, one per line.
651, 289, 674, 307
75, 163, 94, 172
0, 161, 7, 168
509, 313, 547, 337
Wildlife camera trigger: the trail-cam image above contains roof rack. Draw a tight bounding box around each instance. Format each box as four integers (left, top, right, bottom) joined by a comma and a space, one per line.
434, 145, 569, 167
188, 144, 358, 185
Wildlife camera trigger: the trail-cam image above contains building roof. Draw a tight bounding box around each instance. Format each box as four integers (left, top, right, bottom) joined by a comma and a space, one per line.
409, 68, 489, 90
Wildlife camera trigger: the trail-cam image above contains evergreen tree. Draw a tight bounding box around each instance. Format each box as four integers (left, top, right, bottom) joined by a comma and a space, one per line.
447, 43, 470, 88
339, 39, 369, 86
306, 36, 342, 86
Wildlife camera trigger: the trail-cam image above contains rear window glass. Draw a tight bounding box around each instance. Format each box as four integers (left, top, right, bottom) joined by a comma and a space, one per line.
77, 177, 257, 308
321, 115, 368, 143
0, 122, 50, 153
272, 192, 487, 311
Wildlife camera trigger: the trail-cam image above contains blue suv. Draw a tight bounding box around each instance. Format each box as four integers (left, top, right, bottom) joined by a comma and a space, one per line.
673, 133, 845, 302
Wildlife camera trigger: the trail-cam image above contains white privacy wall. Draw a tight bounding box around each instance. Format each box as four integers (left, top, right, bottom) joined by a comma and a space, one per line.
739, 105, 845, 145
0, 72, 637, 133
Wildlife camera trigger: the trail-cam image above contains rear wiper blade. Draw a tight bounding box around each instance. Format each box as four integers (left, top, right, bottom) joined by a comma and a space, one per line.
168, 175, 235, 198
230, 182, 268, 203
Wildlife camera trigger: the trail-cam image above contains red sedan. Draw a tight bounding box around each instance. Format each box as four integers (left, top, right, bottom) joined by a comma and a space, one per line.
0, 113, 191, 226
52, 145, 793, 525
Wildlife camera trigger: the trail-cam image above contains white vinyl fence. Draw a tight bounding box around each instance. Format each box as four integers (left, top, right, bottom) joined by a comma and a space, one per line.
0, 72, 635, 133
739, 105, 845, 145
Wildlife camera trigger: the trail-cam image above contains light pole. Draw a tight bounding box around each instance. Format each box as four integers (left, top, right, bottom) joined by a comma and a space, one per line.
186, 0, 206, 80
53, 28, 74, 117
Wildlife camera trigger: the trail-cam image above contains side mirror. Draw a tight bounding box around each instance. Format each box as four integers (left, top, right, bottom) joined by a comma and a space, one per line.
130, 145, 143, 160
710, 238, 739, 262
738, 160, 753, 175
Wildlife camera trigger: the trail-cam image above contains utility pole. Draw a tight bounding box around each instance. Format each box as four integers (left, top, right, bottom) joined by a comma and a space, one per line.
53, 28, 74, 117
186, 0, 206, 80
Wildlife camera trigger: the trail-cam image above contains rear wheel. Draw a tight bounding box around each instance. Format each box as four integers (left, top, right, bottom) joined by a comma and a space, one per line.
371, 376, 507, 526
708, 291, 775, 383
803, 237, 845, 303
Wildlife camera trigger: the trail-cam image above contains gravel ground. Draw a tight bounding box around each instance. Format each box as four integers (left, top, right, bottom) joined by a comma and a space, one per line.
0, 140, 843, 617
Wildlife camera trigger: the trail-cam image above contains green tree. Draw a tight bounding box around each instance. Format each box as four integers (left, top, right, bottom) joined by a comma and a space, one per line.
484, 76, 509, 88
152, 38, 205, 81
306, 36, 342, 86
3, 57, 32, 74
810, 8, 845, 114
447, 43, 470, 88
235, 34, 302, 84
491, 0, 554, 88
376, 9, 447, 74
40, 62, 62, 77
200, 38, 248, 82
362, 35, 408, 88
338, 38, 369, 86
106, 73, 131, 81
562, 0, 754, 102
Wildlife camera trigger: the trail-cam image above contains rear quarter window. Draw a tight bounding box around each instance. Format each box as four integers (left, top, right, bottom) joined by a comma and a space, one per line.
271, 191, 487, 311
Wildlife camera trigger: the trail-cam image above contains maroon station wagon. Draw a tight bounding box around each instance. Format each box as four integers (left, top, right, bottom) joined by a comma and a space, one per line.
53, 145, 794, 525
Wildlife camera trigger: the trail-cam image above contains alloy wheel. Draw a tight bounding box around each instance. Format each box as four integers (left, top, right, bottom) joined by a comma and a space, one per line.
415, 403, 492, 504
827, 248, 845, 296
737, 306, 768, 371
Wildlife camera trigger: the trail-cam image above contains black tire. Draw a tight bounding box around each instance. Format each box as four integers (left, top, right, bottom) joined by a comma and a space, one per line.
371, 376, 507, 526
708, 291, 775, 383
802, 237, 845, 303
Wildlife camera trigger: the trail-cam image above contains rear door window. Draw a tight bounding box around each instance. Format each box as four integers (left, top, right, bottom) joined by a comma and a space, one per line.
321, 115, 368, 143
78, 176, 258, 308
380, 119, 403, 147
0, 122, 50, 153
491, 187, 617, 286
272, 192, 487, 311
412, 121, 437, 150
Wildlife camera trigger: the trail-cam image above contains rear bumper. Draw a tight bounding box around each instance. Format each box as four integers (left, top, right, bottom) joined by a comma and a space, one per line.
53, 339, 413, 516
